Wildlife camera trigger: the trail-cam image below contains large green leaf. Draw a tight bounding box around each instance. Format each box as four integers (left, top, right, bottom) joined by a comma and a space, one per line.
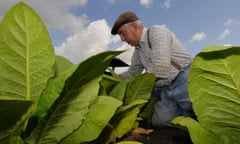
138, 95, 156, 122
26, 77, 101, 144
23, 71, 74, 141
100, 107, 140, 144
116, 99, 147, 114
61, 96, 122, 144
55, 55, 74, 76
171, 116, 220, 144
109, 79, 127, 101
35, 66, 76, 119
172, 46, 240, 143
116, 141, 142, 144
99, 74, 120, 95
36, 56, 75, 118
124, 73, 155, 105
0, 2, 55, 103
99, 73, 155, 144
0, 135, 25, 144
67, 51, 122, 90
0, 99, 33, 140
114, 107, 140, 138
26, 51, 123, 144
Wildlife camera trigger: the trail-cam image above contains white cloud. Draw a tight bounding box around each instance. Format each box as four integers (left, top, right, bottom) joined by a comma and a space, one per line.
190, 32, 207, 43
224, 19, 234, 27
55, 19, 113, 63
161, 0, 171, 10
0, 0, 134, 66
105, 0, 115, 5
0, 0, 123, 64
140, 0, 152, 8
223, 44, 232, 46
0, 0, 88, 34
219, 29, 231, 40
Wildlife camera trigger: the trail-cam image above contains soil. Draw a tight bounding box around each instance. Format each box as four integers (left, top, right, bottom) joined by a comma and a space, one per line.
119, 124, 193, 144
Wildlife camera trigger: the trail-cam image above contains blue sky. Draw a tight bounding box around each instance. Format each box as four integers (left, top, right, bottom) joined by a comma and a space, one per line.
0, 0, 240, 66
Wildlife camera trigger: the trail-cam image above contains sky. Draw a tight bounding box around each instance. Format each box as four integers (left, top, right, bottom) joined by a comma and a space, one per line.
0, 0, 240, 71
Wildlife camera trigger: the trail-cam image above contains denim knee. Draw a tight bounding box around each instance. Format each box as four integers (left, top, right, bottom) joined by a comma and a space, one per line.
151, 100, 182, 127
178, 101, 193, 111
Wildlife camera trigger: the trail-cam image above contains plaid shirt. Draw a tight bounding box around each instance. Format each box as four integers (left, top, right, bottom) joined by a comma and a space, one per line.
121, 25, 192, 87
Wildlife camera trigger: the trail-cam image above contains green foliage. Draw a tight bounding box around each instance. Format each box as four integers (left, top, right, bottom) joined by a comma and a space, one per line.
35, 66, 76, 119
114, 107, 140, 138
116, 142, 142, 144
60, 96, 122, 144
124, 73, 155, 105
98, 73, 155, 144
172, 116, 220, 144
0, 2, 156, 144
109, 79, 127, 101
171, 45, 240, 144
0, 99, 33, 141
0, 2, 55, 103
0, 2, 54, 142
99, 74, 120, 95
55, 55, 75, 76
36, 56, 75, 119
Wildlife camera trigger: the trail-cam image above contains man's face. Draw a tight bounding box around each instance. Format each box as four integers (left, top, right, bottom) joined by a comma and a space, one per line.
117, 23, 138, 46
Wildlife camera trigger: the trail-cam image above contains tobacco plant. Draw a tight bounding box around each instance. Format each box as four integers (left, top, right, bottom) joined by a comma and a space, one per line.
172, 45, 240, 144
0, 2, 155, 144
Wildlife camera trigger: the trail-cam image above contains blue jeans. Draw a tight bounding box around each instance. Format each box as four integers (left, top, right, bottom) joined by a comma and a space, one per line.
152, 65, 194, 127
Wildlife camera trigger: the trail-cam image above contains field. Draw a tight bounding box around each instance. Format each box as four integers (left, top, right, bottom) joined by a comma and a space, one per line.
120, 124, 192, 144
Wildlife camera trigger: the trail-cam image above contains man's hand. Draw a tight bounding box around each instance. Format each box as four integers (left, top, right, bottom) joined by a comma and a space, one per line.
118, 74, 124, 80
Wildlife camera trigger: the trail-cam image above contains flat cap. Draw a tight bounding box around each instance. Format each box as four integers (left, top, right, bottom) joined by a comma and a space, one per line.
111, 11, 139, 35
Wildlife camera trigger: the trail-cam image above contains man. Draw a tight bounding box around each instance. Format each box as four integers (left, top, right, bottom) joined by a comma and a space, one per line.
111, 11, 195, 127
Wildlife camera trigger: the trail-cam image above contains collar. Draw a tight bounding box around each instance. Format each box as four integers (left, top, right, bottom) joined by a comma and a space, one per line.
136, 27, 148, 50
